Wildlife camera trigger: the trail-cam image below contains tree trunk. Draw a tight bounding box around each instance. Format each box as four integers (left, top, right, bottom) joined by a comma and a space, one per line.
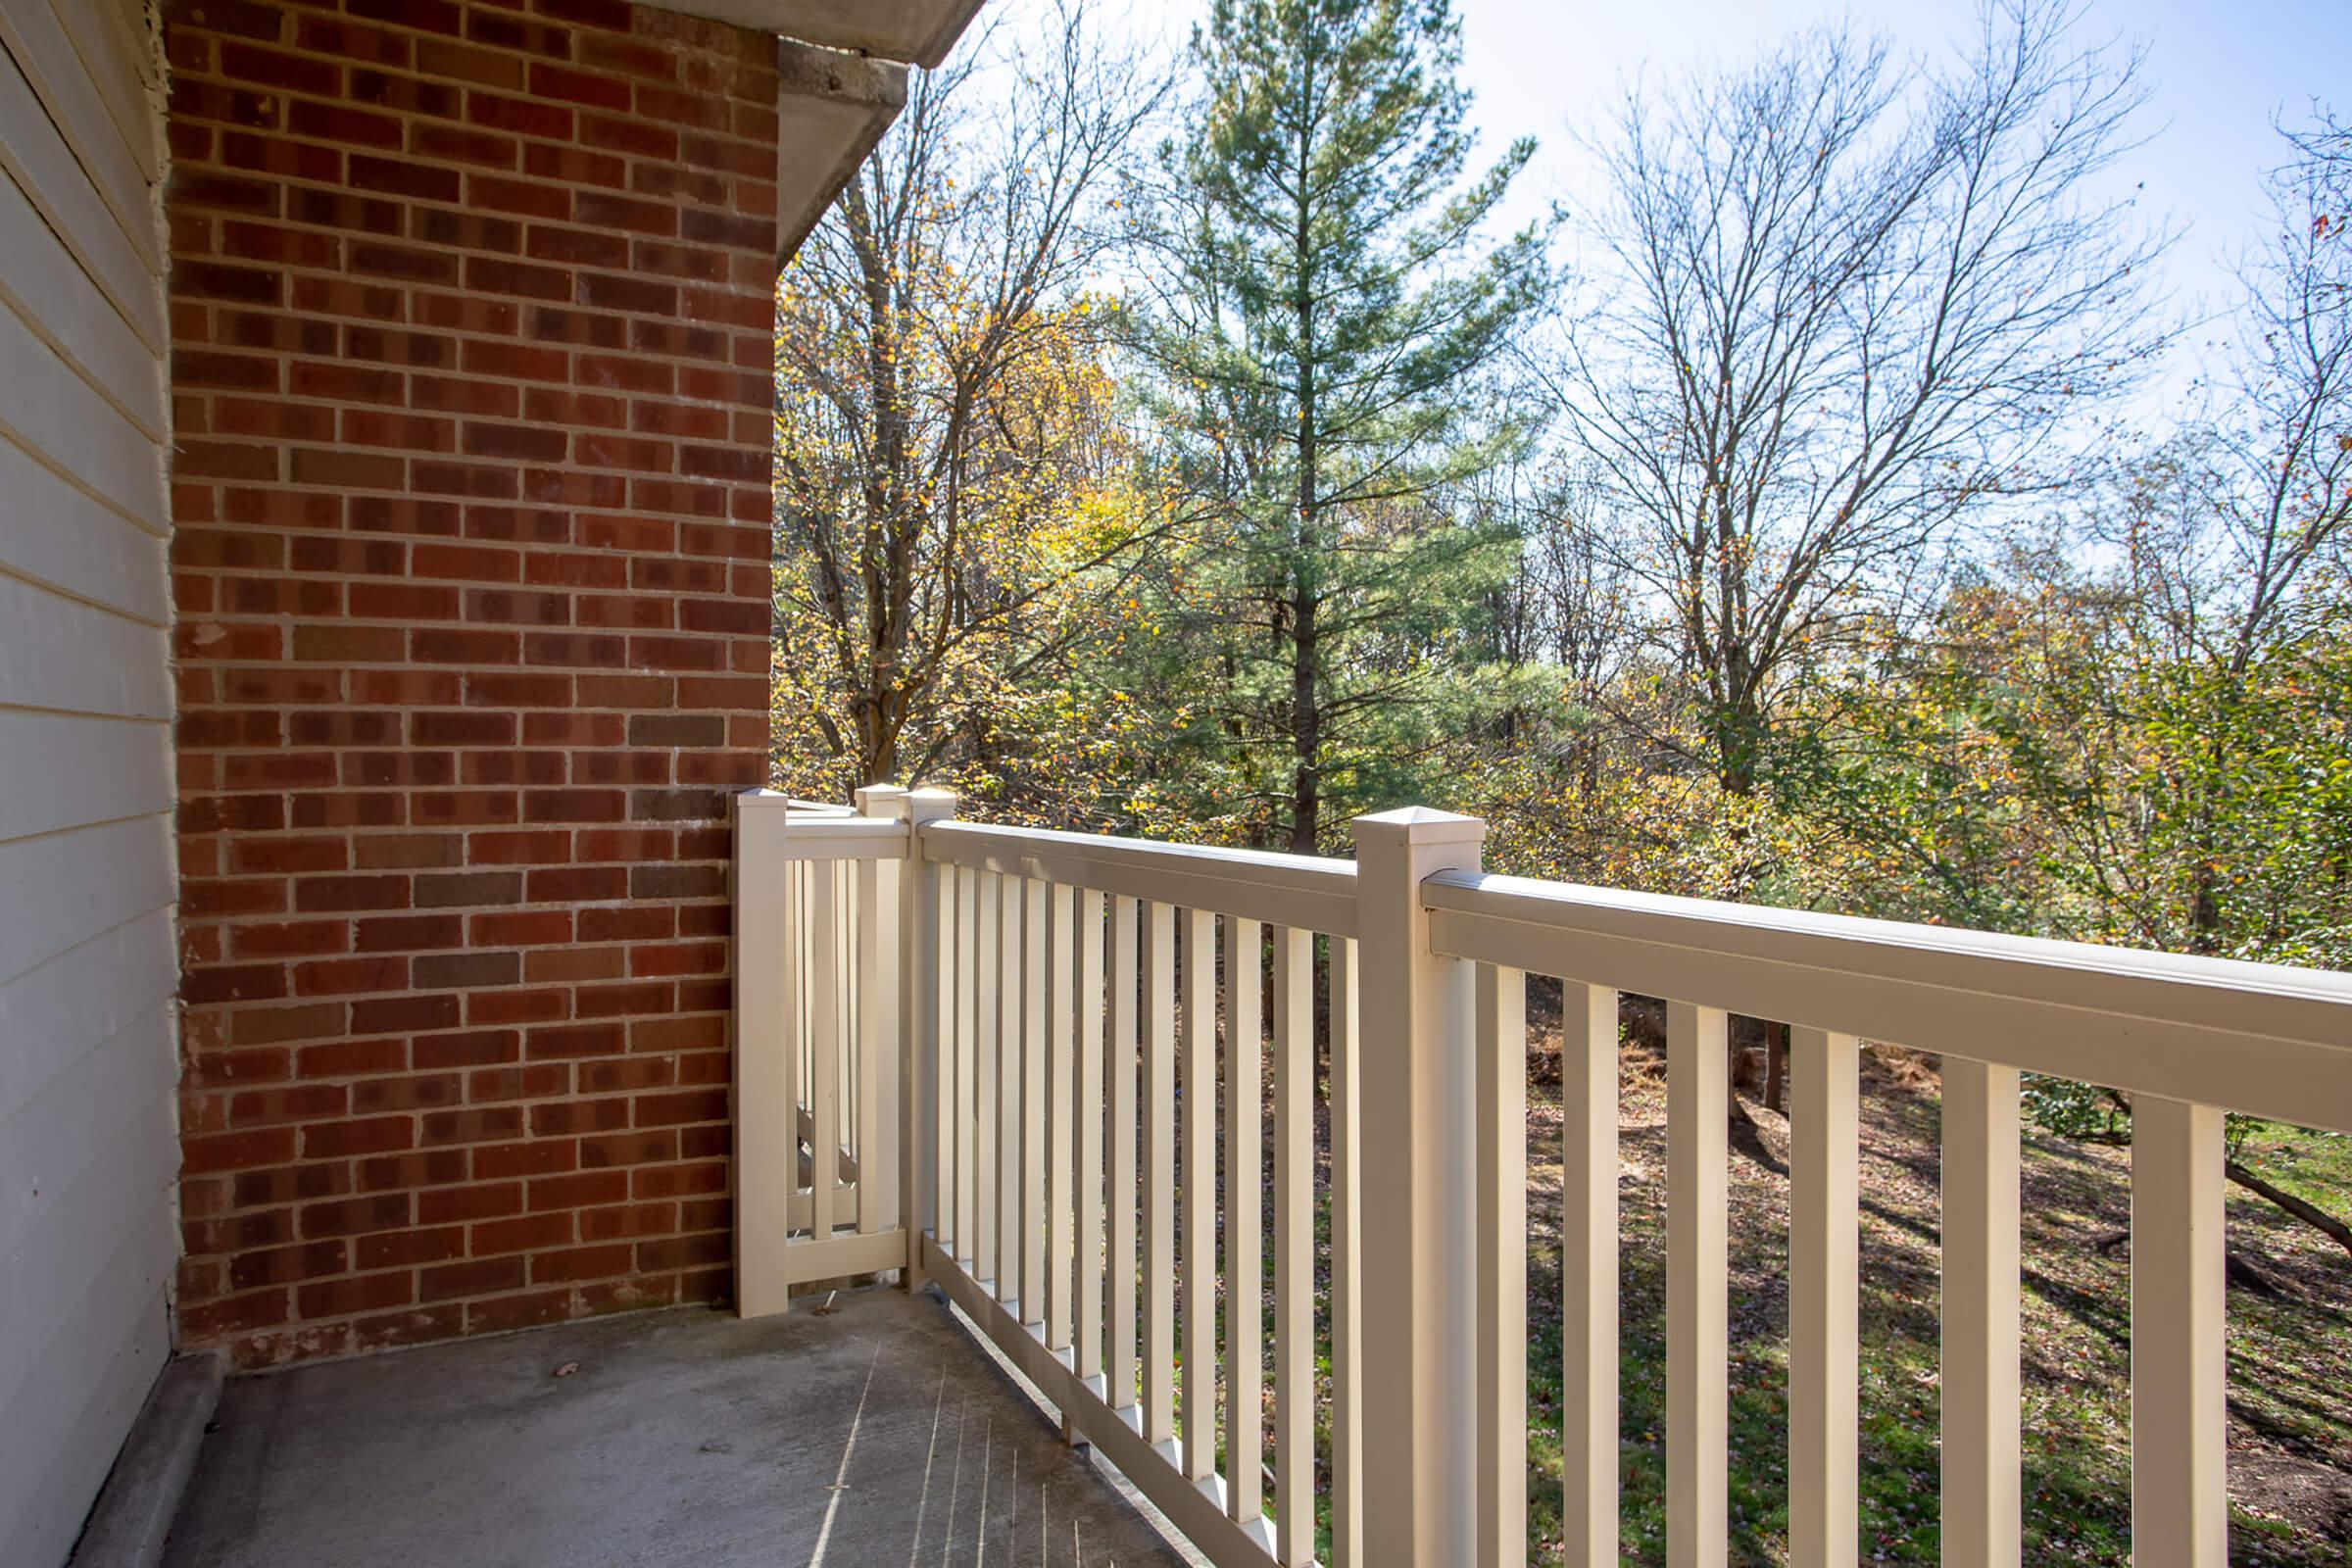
1288, 115, 1319, 859
1289, 591, 1318, 855
2228, 1160, 2352, 1256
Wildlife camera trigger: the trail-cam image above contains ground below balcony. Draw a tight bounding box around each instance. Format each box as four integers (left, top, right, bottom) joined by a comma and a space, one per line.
161, 1286, 1193, 1568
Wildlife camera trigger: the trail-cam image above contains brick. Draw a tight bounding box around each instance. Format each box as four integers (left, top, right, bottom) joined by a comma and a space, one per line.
579, 1130, 675, 1169
302, 1116, 414, 1158
420, 1105, 523, 1147
358, 1227, 466, 1270
413, 123, 518, 171
465, 1289, 570, 1333
419, 1182, 524, 1224
419, 1256, 524, 1303
293, 875, 410, 914
229, 1240, 348, 1290
528, 62, 629, 111
530, 1243, 632, 1284
470, 1211, 571, 1255
414, 951, 520, 989
412, 1029, 520, 1069
287, 99, 402, 149
350, 993, 462, 1034
299, 1272, 415, 1318
299, 1194, 412, 1238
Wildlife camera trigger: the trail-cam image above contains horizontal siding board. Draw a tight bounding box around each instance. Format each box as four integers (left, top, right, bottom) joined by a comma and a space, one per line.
46, 0, 156, 182
0, 710, 170, 846
0, 574, 172, 717
0, 812, 173, 991
0, 36, 160, 349
0, 433, 169, 616
0, 299, 165, 529
0, 907, 175, 1129
0, 163, 165, 437
0, 4, 156, 273
0, 1000, 175, 1265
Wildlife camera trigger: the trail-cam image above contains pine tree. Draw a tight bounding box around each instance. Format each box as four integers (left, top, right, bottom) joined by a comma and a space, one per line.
1138, 0, 1548, 852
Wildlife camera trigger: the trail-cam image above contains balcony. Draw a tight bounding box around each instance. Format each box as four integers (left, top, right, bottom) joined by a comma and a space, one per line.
724, 787, 2352, 1568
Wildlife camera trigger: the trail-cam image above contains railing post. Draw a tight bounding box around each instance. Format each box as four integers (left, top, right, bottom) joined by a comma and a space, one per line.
732, 789, 796, 1318
1352, 806, 1486, 1566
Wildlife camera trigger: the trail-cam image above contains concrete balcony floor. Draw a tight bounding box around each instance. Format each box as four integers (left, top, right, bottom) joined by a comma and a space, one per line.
162, 1286, 1192, 1568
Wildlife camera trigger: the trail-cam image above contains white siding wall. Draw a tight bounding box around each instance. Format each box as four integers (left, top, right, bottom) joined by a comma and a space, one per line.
0, 0, 177, 1563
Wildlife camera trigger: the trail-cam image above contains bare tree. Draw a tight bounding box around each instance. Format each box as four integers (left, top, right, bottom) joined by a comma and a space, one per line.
772, 2, 1172, 790
2118, 106, 2351, 677
1494, 460, 1646, 783
1544, 0, 2166, 803
2096, 107, 2352, 950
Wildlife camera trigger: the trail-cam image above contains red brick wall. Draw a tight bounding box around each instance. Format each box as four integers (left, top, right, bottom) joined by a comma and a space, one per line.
163, 0, 779, 1365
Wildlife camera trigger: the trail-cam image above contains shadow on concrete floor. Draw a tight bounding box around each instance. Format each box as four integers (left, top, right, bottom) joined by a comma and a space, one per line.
163, 1285, 1191, 1568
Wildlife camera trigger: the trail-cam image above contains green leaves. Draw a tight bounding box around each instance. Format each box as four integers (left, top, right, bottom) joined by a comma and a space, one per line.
1121, 0, 1552, 850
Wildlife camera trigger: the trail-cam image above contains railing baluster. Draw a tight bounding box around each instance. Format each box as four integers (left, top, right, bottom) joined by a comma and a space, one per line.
808, 862, 842, 1246
2131, 1096, 2228, 1568
1271, 925, 1313, 1567
1048, 882, 1077, 1353
1226, 916, 1266, 1534
1181, 906, 1219, 1489
955, 866, 979, 1270
1000, 875, 1025, 1309
1110, 893, 1141, 1415
1666, 1000, 1727, 1568
1789, 1027, 1859, 1568
1941, 1056, 2021, 1568
840, 862, 857, 1210
1076, 888, 1106, 1391
921, 859, 950, 1259
1476, 962, 1528, 1568
1021, 876, 1048, 1327
790, 859, 808, 1173
1145, 899, 1178, 1450
1330, 934, 1361, 1564
1561, 982, 1619, 1567
855, 855, 891, 1233
974, 870, 999, 1288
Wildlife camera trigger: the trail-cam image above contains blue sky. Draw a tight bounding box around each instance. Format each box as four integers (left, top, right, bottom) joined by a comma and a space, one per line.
986, 0, 2348, 398
1443, 0, 2348, 324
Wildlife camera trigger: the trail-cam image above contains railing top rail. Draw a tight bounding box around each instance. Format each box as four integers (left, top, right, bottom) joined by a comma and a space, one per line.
781, 815, 906, 860
1424, 868, 2352, 1133
920, 819, 1361, 937
736, 793, 908, 860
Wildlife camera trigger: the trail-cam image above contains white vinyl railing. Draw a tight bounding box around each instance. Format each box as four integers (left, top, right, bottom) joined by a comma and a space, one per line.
734, 789, 2352, 1568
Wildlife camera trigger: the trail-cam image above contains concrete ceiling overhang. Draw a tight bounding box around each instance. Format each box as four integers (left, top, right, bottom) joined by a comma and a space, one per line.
659, 0, 987, 70
770, 39, 906, 265
649, 1, 984, 265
